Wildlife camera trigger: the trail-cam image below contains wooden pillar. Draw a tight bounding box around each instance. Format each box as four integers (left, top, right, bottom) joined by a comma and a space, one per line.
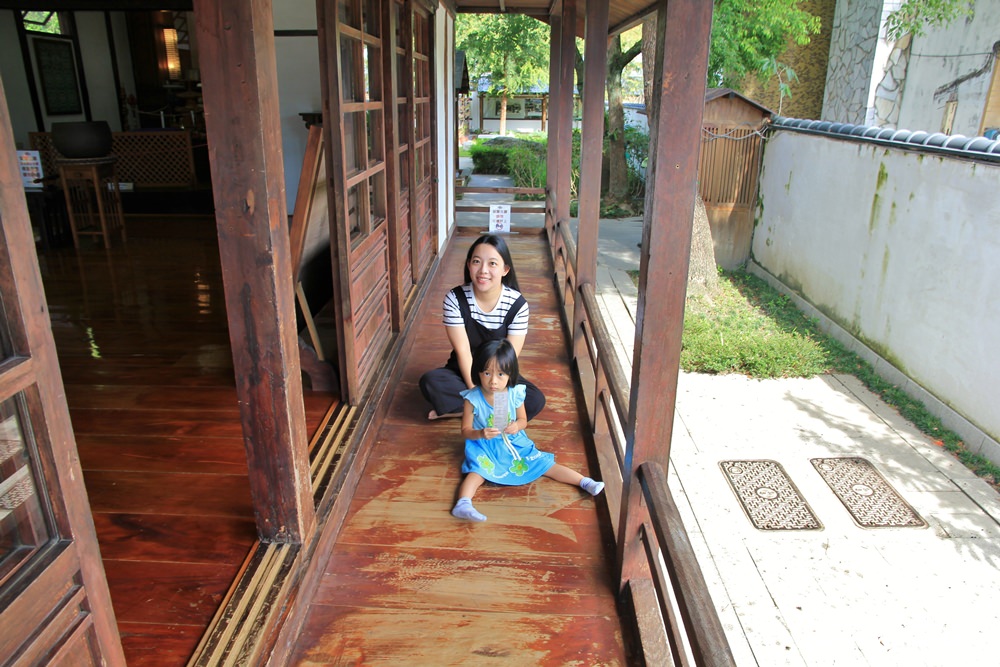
544, 16, 561, 240
555, 0, 576, 228
193, 0, 315, 543
617, 0, 713, 588
573, 0, 609, 359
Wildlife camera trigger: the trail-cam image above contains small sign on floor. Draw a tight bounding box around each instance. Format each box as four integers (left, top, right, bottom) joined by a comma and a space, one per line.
490, 204, 511, 234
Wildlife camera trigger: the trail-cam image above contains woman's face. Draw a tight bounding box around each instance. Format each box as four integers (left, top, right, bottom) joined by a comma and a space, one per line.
467, 243, 509, 294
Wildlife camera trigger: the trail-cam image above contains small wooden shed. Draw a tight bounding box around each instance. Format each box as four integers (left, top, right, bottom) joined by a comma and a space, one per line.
698, 88, 773, 269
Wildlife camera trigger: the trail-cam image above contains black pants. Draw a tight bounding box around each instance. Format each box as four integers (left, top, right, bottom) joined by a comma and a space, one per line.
419, 366, 546, 420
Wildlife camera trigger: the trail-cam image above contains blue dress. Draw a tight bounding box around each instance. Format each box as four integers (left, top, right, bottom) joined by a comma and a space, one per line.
460, 385, 555, 485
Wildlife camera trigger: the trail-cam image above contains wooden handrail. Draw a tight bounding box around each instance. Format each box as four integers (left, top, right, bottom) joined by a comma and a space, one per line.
638, 461, 737, 666
580, 283, 630, 428
547, 221, 735, 665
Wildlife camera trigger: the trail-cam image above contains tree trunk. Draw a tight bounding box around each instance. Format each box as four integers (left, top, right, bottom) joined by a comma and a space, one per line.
641, 16, 656, 112
606, 35, 628, 202
499, 91, 508, 136
687, 195, 719, 297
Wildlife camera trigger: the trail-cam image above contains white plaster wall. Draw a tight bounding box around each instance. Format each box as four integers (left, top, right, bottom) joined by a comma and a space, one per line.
753, 130, 1000, 459
895, 1, 1000, 136
273, 2, 321, 212
436, 8, 455, 245
0, 11, 127, 145
0, 11, 36, 148
75, 13, 122, 132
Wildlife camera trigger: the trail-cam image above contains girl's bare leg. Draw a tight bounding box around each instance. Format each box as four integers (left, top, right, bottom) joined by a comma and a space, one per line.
453, 473, 487, 521
544, 464, 604, 496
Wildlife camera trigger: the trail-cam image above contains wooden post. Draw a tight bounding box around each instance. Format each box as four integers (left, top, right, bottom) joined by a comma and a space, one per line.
573, 0, 609, 361
555, 0, 576, 229
193, 0, 315, 543
544, 15, 561, 241
617, 0, 713, 588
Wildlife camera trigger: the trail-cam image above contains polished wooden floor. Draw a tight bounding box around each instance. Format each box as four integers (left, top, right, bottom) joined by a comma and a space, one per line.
287, 231, 629, 665
38, 216, 338, 666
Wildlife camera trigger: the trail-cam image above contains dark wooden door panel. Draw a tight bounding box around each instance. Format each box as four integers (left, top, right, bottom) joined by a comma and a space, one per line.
1, 77, 124, 664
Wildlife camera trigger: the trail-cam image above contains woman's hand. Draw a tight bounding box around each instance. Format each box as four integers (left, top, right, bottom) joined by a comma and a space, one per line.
481, 427, 501, 439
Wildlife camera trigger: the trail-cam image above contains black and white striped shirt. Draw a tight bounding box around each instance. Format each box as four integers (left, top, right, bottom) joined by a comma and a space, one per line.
442, 284, 529, 334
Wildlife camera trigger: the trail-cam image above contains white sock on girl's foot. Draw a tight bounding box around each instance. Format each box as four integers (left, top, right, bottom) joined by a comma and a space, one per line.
452, 497, 487, 522
580, 477, 605, 496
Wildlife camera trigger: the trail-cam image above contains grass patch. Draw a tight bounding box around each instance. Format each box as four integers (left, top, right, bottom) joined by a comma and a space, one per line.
628, 268, 1000, 489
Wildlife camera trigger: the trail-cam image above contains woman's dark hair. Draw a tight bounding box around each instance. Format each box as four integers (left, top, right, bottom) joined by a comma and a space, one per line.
463, 234, 519, 291
471, 339, 520, 386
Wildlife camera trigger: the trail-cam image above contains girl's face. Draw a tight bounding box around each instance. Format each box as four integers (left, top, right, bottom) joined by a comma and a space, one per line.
467, 243, 509, 294
478, 359, 510, 394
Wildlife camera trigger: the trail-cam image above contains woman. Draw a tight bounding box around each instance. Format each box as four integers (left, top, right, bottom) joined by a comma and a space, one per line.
419, 234, 546, 421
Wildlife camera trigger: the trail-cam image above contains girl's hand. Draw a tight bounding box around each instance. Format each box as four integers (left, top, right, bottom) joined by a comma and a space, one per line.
503, 421, 521, 435
481, 427, 500, 439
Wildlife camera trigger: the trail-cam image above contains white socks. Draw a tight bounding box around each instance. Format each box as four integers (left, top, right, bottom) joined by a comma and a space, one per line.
453, 479, 604, 522
452, 497, 487, 522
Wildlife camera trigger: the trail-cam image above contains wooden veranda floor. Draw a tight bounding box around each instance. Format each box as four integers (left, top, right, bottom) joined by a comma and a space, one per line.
38, 216, 337, 666
287, 230, 628, 665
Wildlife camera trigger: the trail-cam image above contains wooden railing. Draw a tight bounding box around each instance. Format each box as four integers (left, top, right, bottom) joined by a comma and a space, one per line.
547, 218, 735, 666
454, 185, 545, 214
29, 130, 198, 188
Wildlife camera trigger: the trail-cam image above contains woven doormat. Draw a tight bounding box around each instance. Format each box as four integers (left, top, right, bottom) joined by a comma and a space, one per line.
811, 457, 926, 528
720, 460, 822, 531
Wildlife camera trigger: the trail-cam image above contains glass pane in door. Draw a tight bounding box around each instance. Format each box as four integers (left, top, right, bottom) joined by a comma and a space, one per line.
0, 394, 53, 584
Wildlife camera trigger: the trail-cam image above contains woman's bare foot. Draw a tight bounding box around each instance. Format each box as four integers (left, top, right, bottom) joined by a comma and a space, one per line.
428, 409, 462, 420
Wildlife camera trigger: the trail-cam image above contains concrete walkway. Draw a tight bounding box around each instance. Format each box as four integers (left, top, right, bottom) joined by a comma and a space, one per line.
453, 162, 1000, 664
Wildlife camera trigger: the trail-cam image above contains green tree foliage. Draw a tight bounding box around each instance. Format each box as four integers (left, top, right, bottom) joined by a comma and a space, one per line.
707, 0, 821, 88
883, 0, 974, 39
457, 14, 550, 135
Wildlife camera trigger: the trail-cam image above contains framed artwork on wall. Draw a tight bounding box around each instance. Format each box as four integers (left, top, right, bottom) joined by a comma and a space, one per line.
32, 36, 83, 116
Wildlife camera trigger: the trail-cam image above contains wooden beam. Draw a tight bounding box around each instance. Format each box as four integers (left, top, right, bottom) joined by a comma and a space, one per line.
573, 0, 608, 360
193, 0, 315, 543
617, 0, 713, 588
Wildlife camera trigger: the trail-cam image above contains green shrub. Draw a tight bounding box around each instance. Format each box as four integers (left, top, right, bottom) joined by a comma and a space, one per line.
469, 143, 511, 174
507, 145, 547, 199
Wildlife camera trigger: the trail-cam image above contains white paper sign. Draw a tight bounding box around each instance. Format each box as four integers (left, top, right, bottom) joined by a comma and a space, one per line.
492, 390, 509, 432
490, 204, 511, 234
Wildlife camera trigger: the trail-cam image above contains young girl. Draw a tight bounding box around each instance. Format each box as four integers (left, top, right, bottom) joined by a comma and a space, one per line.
451, 339, 604, 522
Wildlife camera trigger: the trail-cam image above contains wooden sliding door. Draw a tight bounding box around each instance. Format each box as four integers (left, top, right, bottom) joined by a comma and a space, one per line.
319, 0, 394, 403
0, 79, 124, 665
409, 2, 437, 281
318, 0, 438, 403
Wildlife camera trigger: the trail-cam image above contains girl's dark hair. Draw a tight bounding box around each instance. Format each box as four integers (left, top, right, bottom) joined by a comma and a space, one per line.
471, 339, 520, 386
463, 234, 519, 291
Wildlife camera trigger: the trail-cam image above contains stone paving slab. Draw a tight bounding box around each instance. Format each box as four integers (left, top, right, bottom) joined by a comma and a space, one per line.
671, 372, 1000, 666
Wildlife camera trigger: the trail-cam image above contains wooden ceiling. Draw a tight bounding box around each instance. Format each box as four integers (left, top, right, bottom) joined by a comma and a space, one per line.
450, 0, 658, 36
